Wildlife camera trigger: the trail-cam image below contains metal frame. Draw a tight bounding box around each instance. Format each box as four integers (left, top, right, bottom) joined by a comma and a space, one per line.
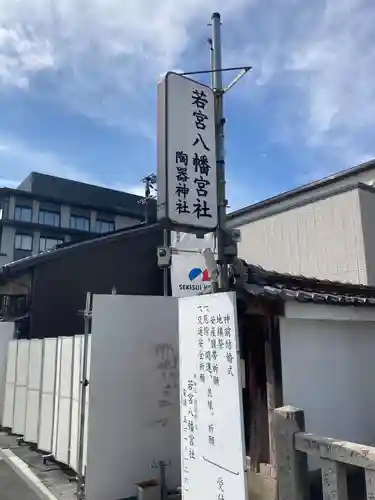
76, 291, 92, 500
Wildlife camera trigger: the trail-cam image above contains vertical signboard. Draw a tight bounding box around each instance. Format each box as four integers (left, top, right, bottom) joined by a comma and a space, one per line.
178, 292, 247, 500
157, 72, 218, 231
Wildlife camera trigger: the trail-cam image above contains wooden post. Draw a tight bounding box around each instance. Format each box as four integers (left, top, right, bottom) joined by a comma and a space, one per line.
274, 406, 309, 500
265, 319, 276, 471
321, 459, 348, 500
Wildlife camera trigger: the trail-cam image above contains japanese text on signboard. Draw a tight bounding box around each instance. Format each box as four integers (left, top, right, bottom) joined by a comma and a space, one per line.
179, 293, 247, 500
157, 73, 218, 230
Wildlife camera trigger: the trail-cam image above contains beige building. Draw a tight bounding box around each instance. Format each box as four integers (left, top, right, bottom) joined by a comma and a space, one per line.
227, 159, 375, 285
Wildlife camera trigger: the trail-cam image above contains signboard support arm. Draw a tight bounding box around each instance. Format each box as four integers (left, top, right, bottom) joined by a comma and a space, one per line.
211, 12, 228, 291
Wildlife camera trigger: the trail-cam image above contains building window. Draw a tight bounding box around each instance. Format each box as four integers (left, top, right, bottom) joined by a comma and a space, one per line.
14, 234, 33, 251
95, 220, 115, 234
70, 215, 90, 231
14, 206, 32, 222
39, 210, 60, 227
1, 198, 9, 219
39, 237, 64, 252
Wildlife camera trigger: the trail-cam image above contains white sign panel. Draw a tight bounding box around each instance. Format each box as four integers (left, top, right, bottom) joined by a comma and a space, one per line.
171, 254, 212, 297
85, 295, 180, 500
157, 72, 218, 230
178, 292, 247, 500
171, 231, 216, 251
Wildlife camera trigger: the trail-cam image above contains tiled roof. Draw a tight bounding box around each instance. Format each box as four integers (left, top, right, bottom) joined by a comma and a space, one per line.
237, 262, 375, 307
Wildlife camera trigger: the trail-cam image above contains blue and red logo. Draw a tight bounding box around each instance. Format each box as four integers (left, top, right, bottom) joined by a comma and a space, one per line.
188, 268, 210, 282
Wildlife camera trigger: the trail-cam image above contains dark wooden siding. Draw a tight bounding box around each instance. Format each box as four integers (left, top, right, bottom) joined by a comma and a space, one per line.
30, 227, 164, 338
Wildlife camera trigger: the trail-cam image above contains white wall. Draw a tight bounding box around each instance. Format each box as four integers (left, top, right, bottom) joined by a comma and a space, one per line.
85, 295, 180, 500
0, 323, 14, 424
280, 318, 375, 449
236, 189, 368, 284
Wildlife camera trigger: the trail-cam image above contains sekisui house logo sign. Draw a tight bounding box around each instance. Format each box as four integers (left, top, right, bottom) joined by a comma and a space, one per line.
180, 267, 211, 293
188, 267, 210, 283
170, 253, 213, 297
157, 72, 218, 232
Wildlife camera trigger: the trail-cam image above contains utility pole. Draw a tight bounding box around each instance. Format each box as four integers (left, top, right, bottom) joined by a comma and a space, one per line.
139, 173, 157, 223
211, 12, 228, 291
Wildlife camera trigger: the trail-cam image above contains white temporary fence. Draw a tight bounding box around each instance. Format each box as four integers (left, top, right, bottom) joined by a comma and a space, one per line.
38, 337, 58, 452
2, 334, 91, 473
0, 323, 15, 426
2, 339, 17, 428
13, 339, 30, 435
24, 339, 43, 443
70, 335, 82, 472
54, 336, 74, 464
1, 293, 186, 499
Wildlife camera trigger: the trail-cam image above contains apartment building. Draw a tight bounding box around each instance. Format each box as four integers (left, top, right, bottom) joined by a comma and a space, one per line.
0, 172, 150, 266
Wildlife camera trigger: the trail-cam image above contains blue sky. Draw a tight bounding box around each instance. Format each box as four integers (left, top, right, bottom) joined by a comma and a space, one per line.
0, 0, 374, 211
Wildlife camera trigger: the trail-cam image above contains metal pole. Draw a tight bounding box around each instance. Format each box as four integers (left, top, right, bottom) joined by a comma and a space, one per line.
211, 12, 228, 291
163, 229, 169, 296
159, 461, 168, 500
76, 291, 92, 500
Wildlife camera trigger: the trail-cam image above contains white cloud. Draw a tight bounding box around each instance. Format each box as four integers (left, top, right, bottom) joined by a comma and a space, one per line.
0, 26, 54, 88
288, 1, 375, 133
284, 0, 375, 165
228, 0, 375, 175
2, 0, 374, 194
0, 0, 250, 126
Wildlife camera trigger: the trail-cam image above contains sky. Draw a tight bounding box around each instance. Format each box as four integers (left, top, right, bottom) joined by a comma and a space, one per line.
0, 0, 374, 211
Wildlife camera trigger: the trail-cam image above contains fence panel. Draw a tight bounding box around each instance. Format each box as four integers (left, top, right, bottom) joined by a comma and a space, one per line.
24, 339, 43, 443
69, 335, 83, 471
1, 333, 91, 473
2, 340, 18, 428
38, 338, 58, 452
12, 340, 30, 435
0, 323, 15, 426
54, 336, 74, 465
